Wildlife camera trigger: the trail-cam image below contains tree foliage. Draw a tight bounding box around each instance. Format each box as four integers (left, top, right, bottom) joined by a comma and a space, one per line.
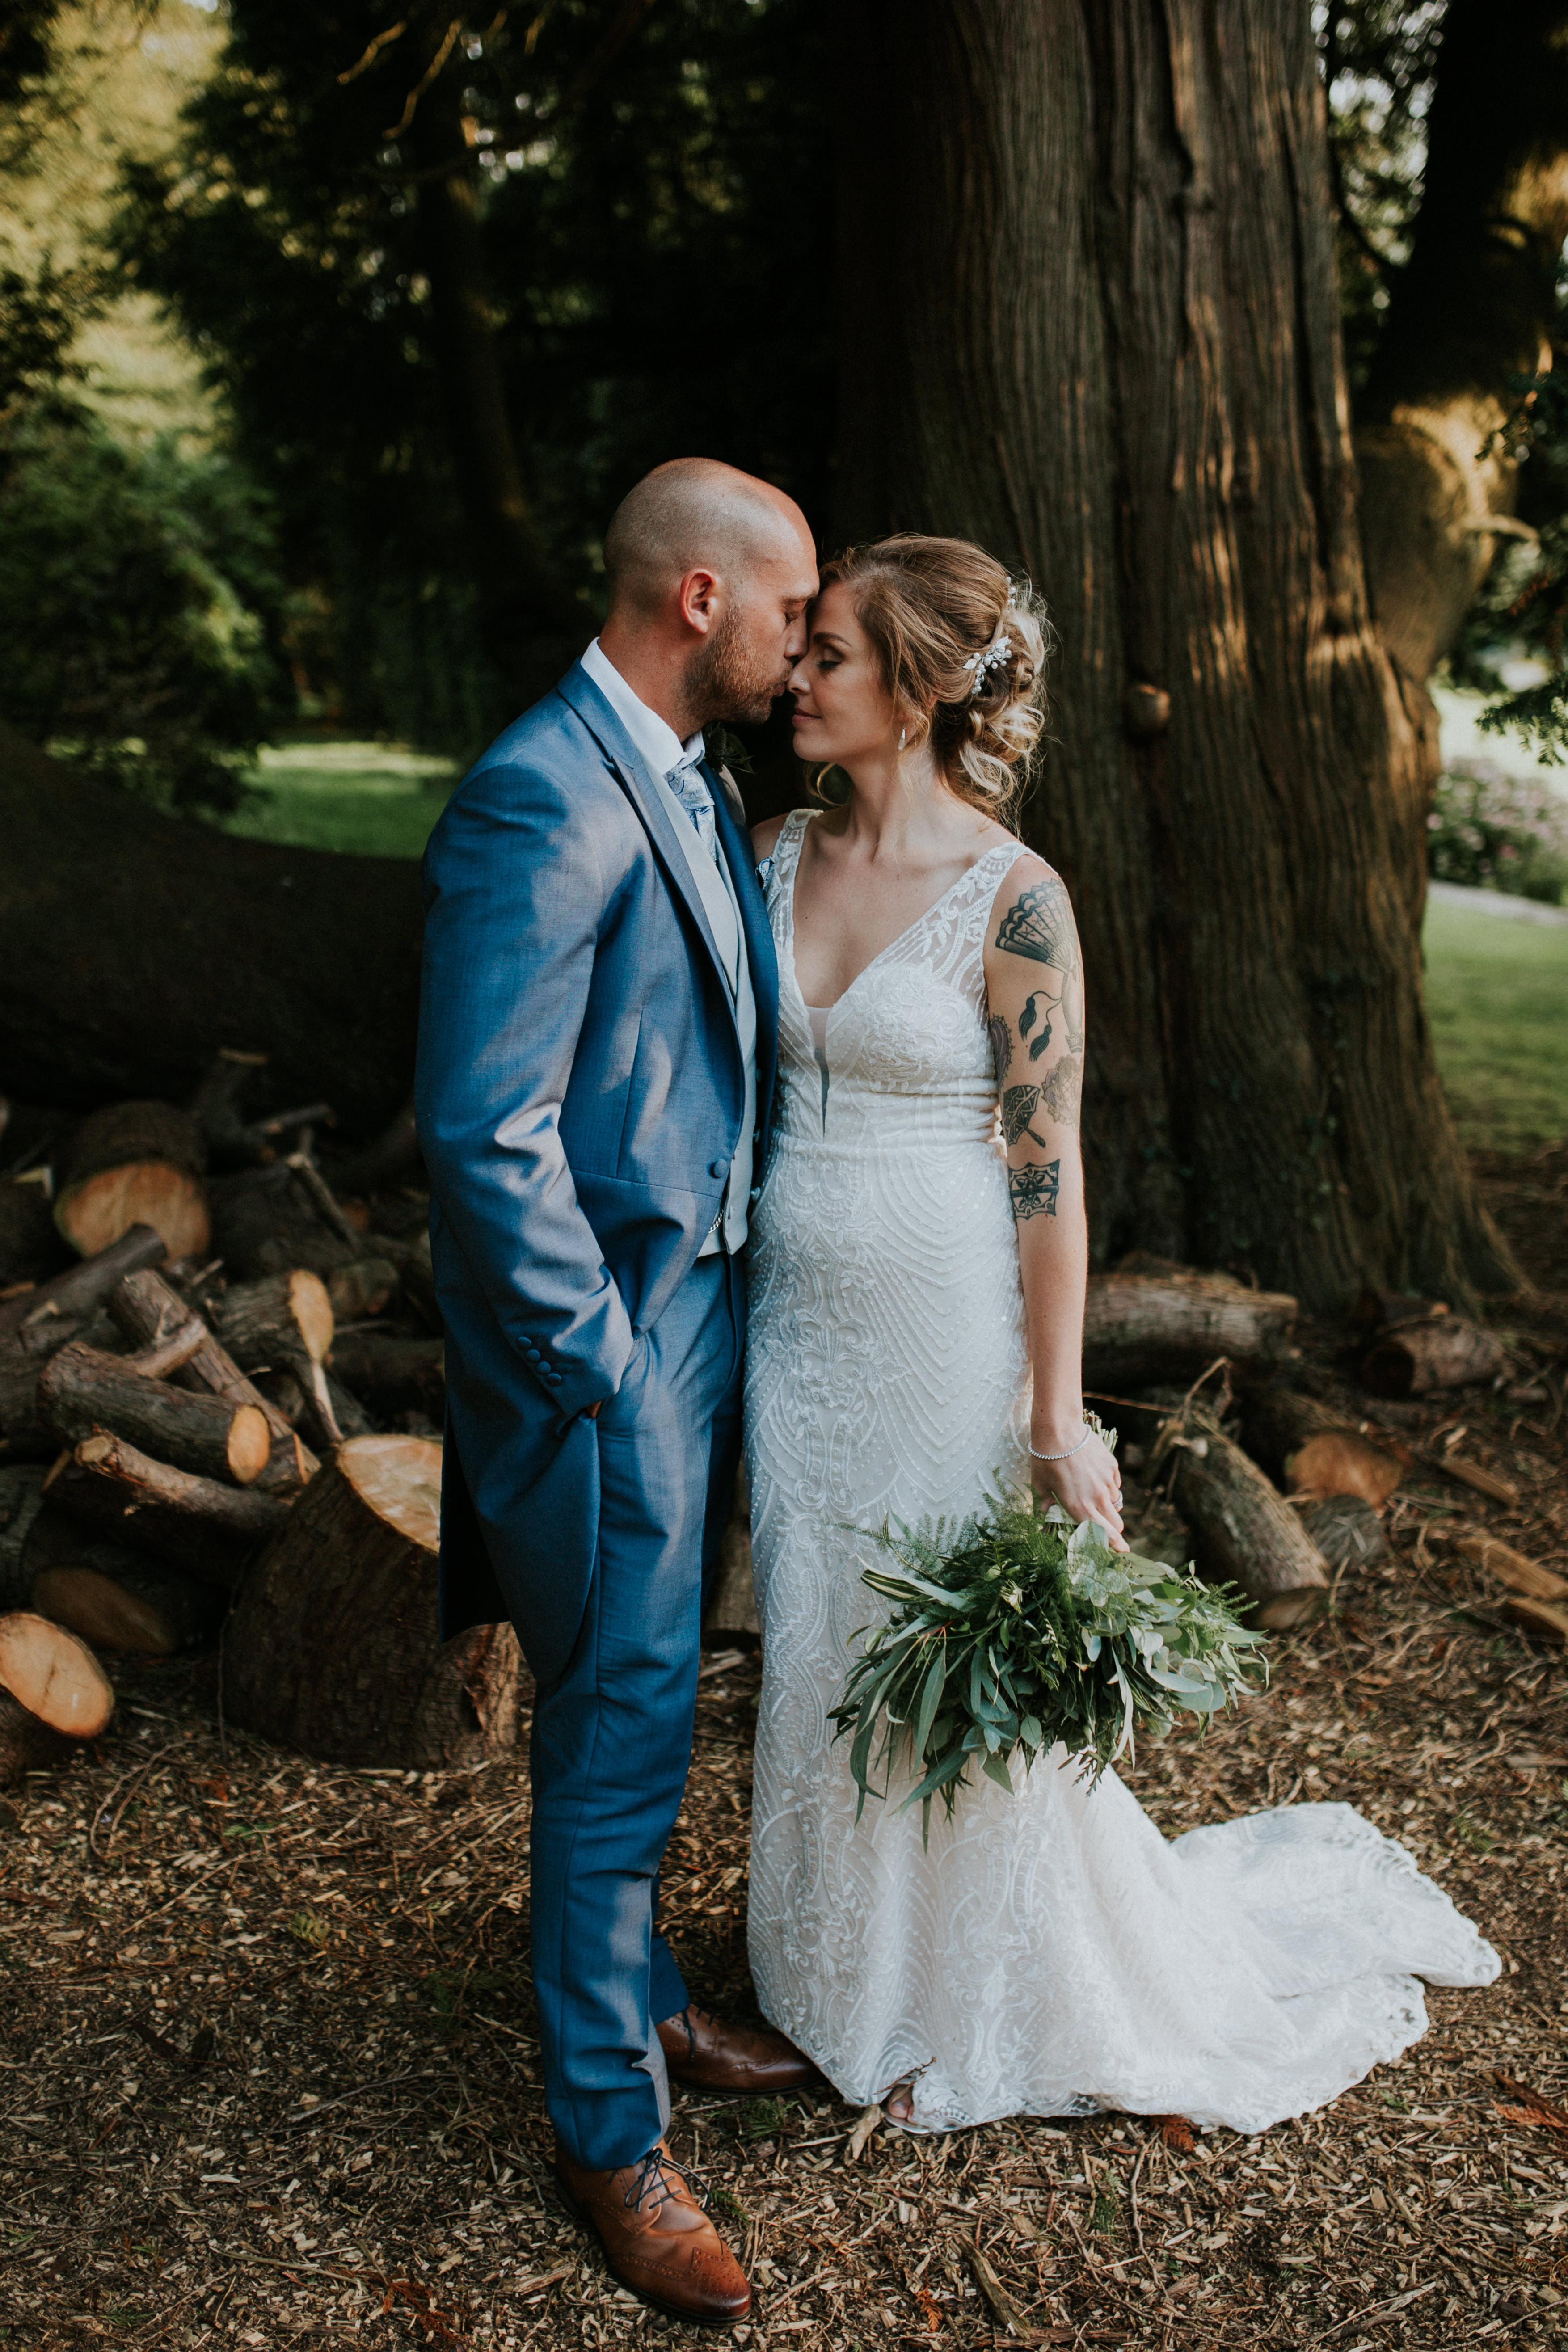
0, 398, 285, 814
115, 0, 831, 759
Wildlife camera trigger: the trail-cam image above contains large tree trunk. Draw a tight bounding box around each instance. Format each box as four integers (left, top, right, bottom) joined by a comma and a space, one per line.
0, 720, 422, 1134
1356, 0, 1568, 689
834, 0, 1516, 1309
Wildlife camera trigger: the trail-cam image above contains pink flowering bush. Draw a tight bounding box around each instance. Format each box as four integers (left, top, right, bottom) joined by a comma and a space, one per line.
1428, 761, 1568, 906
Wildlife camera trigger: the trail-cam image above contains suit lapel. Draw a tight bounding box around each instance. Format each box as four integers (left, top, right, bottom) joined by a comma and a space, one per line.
556, 665, 738, 1022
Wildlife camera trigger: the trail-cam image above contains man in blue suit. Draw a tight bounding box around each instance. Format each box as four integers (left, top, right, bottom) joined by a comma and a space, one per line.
417, 459, 819, 2326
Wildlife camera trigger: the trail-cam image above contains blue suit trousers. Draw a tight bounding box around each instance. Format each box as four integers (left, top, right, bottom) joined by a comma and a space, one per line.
528, 1250, 744, 2171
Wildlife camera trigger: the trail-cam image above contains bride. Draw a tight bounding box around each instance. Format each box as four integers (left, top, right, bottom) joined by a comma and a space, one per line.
742, 533, 1497, 2135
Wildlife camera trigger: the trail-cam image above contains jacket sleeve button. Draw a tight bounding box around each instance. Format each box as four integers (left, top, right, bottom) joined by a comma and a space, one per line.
709, 1158, 728, 1178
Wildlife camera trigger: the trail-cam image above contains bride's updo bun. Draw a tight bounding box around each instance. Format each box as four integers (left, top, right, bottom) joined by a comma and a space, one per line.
816, 535, 1052, 821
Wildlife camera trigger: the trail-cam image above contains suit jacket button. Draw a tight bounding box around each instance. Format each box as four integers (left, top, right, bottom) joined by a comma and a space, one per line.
709, 1158, 728, 1178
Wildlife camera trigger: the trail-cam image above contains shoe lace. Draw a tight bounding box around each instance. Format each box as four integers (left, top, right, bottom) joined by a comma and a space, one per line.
625, 2146, 712, 2216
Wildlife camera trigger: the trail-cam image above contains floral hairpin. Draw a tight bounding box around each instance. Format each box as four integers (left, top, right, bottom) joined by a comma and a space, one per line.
961, 619, 1014, 696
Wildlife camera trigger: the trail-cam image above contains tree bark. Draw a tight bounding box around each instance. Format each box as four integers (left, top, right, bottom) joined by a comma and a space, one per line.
0, 1222, 165, 1340
1081, 1269, 1297, 1389
107, 1268, 317, 1496
326, 1257, 399, 1323
0, 1308, 121, 1463
1151, 1405, 1330, 1627
833, 0, 1515, 1308
0, 719, 422, 1136
37, 1339, 273, 1487
1356, 0, 1568, 688
223, 1435, 522, 1767
0, 1610, 115, 1787
212, 1269, 335, 1381
42, 1432, 290, 1584
206, 1163, 362, 1283
326, 1333, 444, 1419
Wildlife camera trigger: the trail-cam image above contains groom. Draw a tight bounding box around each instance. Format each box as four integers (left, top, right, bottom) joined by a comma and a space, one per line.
416, 460, 819, 2324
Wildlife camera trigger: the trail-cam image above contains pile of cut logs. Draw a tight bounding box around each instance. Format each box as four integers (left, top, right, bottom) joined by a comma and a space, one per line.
0, 1062, 516, 1785
0, 1066, 1552, 1787
1084, 1258, 1559, 1643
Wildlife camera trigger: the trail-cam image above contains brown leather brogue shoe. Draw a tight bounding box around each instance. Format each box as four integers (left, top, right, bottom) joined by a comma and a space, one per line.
657, 2002, 820, 2095
554, 2139, 750, 2326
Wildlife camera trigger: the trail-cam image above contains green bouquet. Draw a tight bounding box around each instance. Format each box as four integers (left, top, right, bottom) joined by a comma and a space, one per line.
830, 1444, 1267, 1842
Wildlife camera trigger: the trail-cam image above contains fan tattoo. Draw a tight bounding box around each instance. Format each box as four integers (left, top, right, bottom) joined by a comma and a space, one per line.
993, 876, 1085, 1063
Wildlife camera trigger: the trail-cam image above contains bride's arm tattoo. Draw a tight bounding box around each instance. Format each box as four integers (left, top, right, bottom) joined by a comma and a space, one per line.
989, 864, 1083, 1223
1003, 1059, 1083, 1146
993, 873, 1085, 1058
1003, 1085, 1053, 1150
1039, 1052, 1083, 1130
1008, 1160, 1061, 1220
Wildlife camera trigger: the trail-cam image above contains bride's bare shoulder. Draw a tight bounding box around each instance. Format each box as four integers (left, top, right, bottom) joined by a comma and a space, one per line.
750, 808, 811, 859
991, 841, 1062, 890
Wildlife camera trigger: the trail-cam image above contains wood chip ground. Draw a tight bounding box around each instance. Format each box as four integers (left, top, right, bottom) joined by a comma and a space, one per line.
4, 1147, 1567, 2350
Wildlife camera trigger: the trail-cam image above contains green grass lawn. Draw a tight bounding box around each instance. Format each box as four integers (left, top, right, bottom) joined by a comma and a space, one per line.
225, 740, 1564, 1153
1423, 895, 1568, 1151
224, 738, 459, 858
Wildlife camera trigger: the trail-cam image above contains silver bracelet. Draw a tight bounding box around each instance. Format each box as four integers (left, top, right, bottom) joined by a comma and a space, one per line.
1028, 1425, 1092, 1463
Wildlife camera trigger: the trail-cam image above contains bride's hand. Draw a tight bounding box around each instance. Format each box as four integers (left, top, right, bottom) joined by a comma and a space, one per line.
1030, 1426, 1129, 1550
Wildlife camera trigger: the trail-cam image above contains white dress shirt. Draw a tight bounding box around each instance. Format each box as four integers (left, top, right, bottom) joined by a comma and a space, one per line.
580, 638, 757, 1255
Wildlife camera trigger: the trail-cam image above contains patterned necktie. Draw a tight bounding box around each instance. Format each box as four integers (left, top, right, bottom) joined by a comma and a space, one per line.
666, 756, 719, 864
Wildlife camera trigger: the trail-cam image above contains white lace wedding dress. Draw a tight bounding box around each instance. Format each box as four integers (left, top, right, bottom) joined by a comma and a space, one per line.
742, 809, 1498, 2135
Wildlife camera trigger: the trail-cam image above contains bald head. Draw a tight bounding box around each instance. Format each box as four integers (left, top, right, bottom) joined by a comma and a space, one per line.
598, 458, 818, 737
604, 458, 811, 616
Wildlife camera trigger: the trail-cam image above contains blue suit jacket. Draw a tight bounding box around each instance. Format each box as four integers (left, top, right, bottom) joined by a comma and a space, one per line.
415, 663, 780, 1681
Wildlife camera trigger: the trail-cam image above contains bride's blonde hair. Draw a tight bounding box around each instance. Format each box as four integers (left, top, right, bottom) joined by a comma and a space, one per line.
814, 535, 1052, 824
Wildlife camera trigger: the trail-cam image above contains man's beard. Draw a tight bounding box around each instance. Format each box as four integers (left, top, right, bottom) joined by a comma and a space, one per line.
684, 605, 789, 729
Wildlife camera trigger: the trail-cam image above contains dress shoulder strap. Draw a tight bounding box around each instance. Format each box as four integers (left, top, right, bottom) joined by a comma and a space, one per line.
763, 807, 814, 909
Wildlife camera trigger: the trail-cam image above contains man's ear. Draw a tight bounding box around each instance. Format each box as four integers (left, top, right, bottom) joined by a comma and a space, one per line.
678, 568, 721, 633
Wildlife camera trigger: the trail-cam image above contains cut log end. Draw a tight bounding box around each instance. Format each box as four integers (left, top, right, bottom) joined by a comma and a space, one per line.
1285, 1429, 1404, 1509
225, 1404, 274, 1486
32, 1565, 178, 1656
343, 1434, 443, 1549
56, 1163, 210, 1265
0, 1609, 115, 1784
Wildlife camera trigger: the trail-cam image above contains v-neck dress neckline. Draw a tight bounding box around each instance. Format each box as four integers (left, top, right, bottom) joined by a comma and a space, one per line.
780, 808, 1022, 1031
